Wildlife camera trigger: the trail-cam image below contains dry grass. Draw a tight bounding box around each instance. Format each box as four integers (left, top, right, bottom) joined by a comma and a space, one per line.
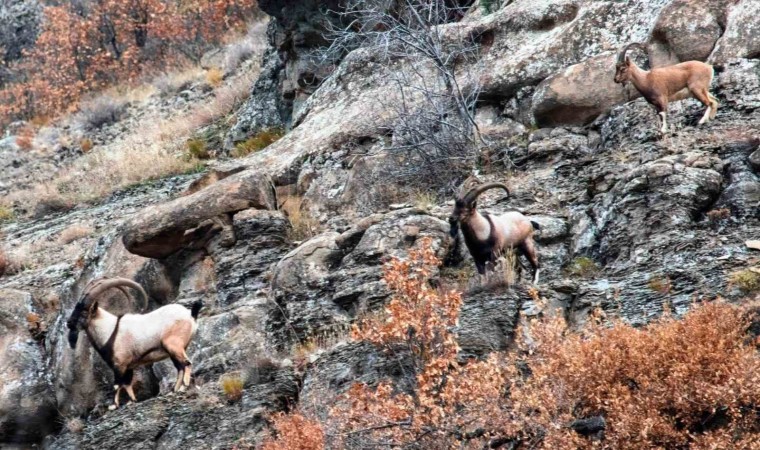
0, 205, 15, 223
220, 373, 244, 403
79, 138, 93, 153
57, 224, 94, 245
186, 138, 211, 159
291, 327, 350, 368
729, 268, 760, 294
648, 275, 672, 294
74, 95, 128, 130
206, 68, 224, 87
152, 67, 204, 96
5, 27, 265, 217
411, 190, 437, 211
280, 195, 320, 242
231, 127, 285, 158
16, 125, 35, 150
565, 256, 599, 278
65, 417, 85, 434
1, 244, 36, 275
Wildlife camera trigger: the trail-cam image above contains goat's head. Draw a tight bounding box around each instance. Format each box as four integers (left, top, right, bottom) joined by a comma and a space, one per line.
66, 278, 148, 348
448, 182, 510, 237
614, 43, 647, 84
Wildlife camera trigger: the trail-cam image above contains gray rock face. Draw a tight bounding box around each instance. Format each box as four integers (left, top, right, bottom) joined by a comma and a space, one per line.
649, 0, 727, 65
0, 289, 57, 444
532, 53, 641, 127
0, 0, 41, 64
3, 1, 760, 448
709, 0, 760, 64
269, 208, 450, 347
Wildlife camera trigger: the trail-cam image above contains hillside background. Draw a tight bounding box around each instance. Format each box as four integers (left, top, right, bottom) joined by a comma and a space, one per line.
0, 0, 758, 448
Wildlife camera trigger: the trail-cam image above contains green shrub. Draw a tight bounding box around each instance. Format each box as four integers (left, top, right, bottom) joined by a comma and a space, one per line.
186, 138, 210, 159
0, 206, 15, 223
232, 128, 284, 158
565, 256, 599, 278
729, 269, 760, 293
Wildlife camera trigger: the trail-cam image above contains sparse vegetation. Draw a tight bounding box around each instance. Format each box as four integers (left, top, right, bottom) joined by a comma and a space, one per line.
57, 224, 94, 245
729, 268, 760, 294
565, 256, 599, 278
206, 68, 224, 87
0, 205, 15, 223
648, 275, 672, 294
65, 417, 85, 434
262, 240, 760, 448
706, 207, 731, 222
232, 128, 285, 158
220, 373, 244, 403
74, 95, 127, 130
0, 0, 259, 127
481, 0, 503, 14
0, 250, 7, 278
280, 195, 320, 242
411, 190, 437, 211
15, 125, 35, 150
186, 138, 211, 160
80, 138, 93, 153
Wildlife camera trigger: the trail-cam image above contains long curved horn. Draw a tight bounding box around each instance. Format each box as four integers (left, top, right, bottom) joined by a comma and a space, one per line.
462, 182, 510, 205
81, 277, 149, 312
617, 42, 647, 64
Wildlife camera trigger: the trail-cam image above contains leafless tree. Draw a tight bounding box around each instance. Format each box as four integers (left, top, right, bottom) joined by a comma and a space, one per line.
320, 0, 486, 197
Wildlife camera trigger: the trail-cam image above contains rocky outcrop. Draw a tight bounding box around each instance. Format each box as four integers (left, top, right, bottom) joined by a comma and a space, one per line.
0, 0, 41, 65
2, 0, 760, 448
709, 0, 760, 64
122, 170, 277, 258
0, 289, 57, 443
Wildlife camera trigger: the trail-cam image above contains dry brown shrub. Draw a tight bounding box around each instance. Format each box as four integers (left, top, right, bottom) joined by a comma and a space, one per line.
57, 224, 94, 245
80, 138, 93, 153
206, 67, 224, 87
220, 373, 244, 403
280, 195, 320, 242
263, 239, 760, 449
16, 125, 35, 150
260, 412, 325, 450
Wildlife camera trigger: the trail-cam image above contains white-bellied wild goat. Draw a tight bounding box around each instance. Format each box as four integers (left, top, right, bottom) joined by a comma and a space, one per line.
448, 182, 541, 284
67, 277, 202, 409
613, 42, 718, 134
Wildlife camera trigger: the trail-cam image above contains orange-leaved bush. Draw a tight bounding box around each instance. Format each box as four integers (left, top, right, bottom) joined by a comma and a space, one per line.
0, 0, 258, 128
259, 238, 760, 449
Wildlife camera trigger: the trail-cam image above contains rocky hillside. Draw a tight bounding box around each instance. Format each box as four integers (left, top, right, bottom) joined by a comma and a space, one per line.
0, 0, 758, 448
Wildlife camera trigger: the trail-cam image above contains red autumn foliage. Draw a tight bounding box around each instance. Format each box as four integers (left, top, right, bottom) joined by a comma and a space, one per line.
0, 0, 258, 128
261, 238, 760, 449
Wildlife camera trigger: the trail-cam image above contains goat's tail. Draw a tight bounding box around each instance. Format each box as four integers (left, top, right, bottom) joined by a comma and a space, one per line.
190, 300, 204, 319
530, 221, 541, 230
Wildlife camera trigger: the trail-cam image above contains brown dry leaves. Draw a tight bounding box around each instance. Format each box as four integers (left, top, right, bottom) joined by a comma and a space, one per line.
260, 238, 760, 449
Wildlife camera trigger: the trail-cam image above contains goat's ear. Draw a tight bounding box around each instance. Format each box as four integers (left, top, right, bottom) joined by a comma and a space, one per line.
625, 56, 631, 66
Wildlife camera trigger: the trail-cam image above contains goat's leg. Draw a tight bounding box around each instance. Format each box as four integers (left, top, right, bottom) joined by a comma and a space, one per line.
122, 370, 137, 404
165, 337, 192, 391
708, 94, 718, 119
519, 239, 540, 285
693, 88, 713, 125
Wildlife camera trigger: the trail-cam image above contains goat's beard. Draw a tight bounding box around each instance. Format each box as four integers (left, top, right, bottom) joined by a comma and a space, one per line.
449, 220, 460, 238
68, 329, 80, 348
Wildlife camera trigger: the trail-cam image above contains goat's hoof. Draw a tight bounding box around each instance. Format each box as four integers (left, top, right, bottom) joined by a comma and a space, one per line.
108, 404, 117, 411
126, 401, 136, 407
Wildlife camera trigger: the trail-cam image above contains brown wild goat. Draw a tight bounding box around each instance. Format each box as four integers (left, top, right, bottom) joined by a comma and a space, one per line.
613, 43, 718, 134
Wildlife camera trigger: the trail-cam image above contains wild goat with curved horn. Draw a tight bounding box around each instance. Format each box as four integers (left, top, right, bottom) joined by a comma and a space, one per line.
67, 277, 202, 409
449, 182, 541, 284
614, 42, 718, 134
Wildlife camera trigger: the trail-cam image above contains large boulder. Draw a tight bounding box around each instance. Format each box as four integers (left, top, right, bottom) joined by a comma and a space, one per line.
532, 53, 640, 127
0, 289, 57, 444
122, 170, 277, 259
709, 0, 760, 64
649, 0, 727, 65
